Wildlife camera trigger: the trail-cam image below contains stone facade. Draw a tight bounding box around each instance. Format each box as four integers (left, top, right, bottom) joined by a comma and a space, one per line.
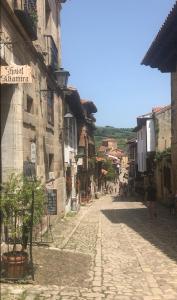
102, 138, 118, 150
142, 2, 177, 194
171, 72, 177, 192
154, 106, 171, 152
0, 0, 66, 220
154, 106, 171, 202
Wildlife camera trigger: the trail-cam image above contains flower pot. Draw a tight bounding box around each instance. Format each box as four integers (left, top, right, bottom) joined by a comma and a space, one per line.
2, 251, 28, 279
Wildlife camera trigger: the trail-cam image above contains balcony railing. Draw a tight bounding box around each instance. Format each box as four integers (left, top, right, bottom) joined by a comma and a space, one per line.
14, 0, 37, 40
44, 35, 59, 73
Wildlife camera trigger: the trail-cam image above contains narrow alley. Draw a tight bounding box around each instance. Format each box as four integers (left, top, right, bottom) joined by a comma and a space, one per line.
2, 195, 177, 300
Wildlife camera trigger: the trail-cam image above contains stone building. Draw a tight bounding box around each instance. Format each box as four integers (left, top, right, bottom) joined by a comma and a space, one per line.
142, 1, 177, 192
0, 0, 67, 219
133, 107, 171, 197
134, 111, 155, 175
77, 100, 97, 203
63, 87, 85, 212
154, 106, 171, 203
127, 137, 137, 194
101, 138, 118, 151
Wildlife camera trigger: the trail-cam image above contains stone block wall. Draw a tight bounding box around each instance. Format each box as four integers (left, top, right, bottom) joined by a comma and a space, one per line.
171, 72, 177, 192
0, 1, 65, 219
155, 107, 171, 152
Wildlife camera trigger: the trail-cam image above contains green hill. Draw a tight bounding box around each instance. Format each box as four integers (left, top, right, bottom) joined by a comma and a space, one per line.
94, 126, 136, 151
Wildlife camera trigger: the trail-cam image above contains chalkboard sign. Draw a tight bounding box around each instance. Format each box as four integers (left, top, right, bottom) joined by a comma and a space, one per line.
47, 189, 57, 215
23, 161, 36, 178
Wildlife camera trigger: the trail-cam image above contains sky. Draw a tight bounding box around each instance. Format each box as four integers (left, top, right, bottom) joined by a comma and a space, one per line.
60, 0, 176, 128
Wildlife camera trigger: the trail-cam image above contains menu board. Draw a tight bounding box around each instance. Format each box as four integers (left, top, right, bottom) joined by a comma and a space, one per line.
47, 189, 57, 215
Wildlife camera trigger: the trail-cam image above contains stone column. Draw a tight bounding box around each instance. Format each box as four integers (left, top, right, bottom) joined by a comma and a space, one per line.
1, 84, 23, 181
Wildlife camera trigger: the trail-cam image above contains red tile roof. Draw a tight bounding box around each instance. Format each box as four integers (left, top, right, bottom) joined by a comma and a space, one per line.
96, 157, 105, 162
153, 104, 171, 115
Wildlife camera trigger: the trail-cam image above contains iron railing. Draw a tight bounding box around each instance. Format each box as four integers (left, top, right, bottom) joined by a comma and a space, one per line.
14, 0, 37, 40
14, 0, 37, 12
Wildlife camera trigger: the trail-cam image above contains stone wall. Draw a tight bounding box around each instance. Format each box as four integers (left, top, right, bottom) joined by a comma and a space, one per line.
0, 1, 65, 221
155, 107, 171, 152
154, 106, 172, 202
171, 72, 177, 192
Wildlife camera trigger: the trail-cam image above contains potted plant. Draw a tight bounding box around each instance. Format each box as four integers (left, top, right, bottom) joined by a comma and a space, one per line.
0, 173, 45, 279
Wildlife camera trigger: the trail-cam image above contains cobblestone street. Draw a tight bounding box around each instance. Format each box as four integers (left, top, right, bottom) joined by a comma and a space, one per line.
2, 195, 177, 300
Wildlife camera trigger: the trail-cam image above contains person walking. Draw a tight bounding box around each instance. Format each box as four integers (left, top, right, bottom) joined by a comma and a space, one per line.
146, 180, 157, 219
119, 182, 124, 200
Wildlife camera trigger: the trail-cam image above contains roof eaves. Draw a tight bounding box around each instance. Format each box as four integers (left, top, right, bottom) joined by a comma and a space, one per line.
141, 1, 177, 71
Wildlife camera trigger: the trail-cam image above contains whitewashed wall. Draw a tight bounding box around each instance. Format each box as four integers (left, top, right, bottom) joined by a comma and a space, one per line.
64, 115, 77, 164
137, 125, 147, 172
146, 119, 155, 152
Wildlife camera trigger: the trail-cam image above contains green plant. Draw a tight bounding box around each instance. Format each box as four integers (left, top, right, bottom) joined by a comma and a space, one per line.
103, 159, 116, 182
29, 8, 38, 27
154, 148, 171, 162
0, 173, 45, 252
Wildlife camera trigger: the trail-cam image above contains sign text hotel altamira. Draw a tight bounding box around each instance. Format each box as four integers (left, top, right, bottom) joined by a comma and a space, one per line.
0, 65, 32, 84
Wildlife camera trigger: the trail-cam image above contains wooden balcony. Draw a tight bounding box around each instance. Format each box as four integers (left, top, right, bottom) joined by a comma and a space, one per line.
44, 35, 59, 73
14, 0, 37, 40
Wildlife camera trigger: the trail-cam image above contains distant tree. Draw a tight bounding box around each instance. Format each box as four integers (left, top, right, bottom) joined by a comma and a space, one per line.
94, 126, 136, 151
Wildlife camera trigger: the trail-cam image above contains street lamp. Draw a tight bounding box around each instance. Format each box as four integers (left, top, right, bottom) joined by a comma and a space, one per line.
55, 68, 70, 89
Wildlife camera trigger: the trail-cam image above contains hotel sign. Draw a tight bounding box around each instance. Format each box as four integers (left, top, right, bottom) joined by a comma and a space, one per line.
0, 65, 32, 84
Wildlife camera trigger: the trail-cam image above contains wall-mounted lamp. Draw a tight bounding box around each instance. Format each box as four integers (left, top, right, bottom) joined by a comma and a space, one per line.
64, 112, 73, 119
55, 68, 70, 89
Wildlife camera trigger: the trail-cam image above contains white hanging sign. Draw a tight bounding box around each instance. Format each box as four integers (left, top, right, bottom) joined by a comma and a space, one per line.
31, 142, 36, 163
0, 65, 32, 84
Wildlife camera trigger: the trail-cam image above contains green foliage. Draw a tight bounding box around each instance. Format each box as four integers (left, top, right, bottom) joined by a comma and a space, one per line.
29, 6, 38, 27
94, 126, 136, 150
103, 160, 116, 182
154, 148, 171, 162
21, 176, 46, 225
0, 173, 46, 250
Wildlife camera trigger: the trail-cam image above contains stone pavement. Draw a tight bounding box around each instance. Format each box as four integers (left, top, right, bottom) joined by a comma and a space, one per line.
1, 195, 177, 299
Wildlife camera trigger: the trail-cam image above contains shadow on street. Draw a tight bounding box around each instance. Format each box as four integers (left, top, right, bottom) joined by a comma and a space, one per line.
112, 195, 143, 202
101, 205, 177, 263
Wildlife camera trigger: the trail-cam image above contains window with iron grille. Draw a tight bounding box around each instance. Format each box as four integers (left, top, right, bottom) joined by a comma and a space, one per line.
26, 95, 34, 114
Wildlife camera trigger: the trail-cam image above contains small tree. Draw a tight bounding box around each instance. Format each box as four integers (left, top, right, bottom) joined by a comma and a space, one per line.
103, 160, 116, 182
0, 173, 45, 253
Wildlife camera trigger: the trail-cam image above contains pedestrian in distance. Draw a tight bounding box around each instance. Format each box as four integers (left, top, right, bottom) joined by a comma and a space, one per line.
146, 179, 157, 220
123, 182, 128, 198
119, 182, 124, 200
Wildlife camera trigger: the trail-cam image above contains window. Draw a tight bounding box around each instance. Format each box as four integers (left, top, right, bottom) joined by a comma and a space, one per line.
45, 0, 51, 28
48, 153, 54, 172
47, 89, 54, 125
64, 117, 69, 146
26, 95, 34, 114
